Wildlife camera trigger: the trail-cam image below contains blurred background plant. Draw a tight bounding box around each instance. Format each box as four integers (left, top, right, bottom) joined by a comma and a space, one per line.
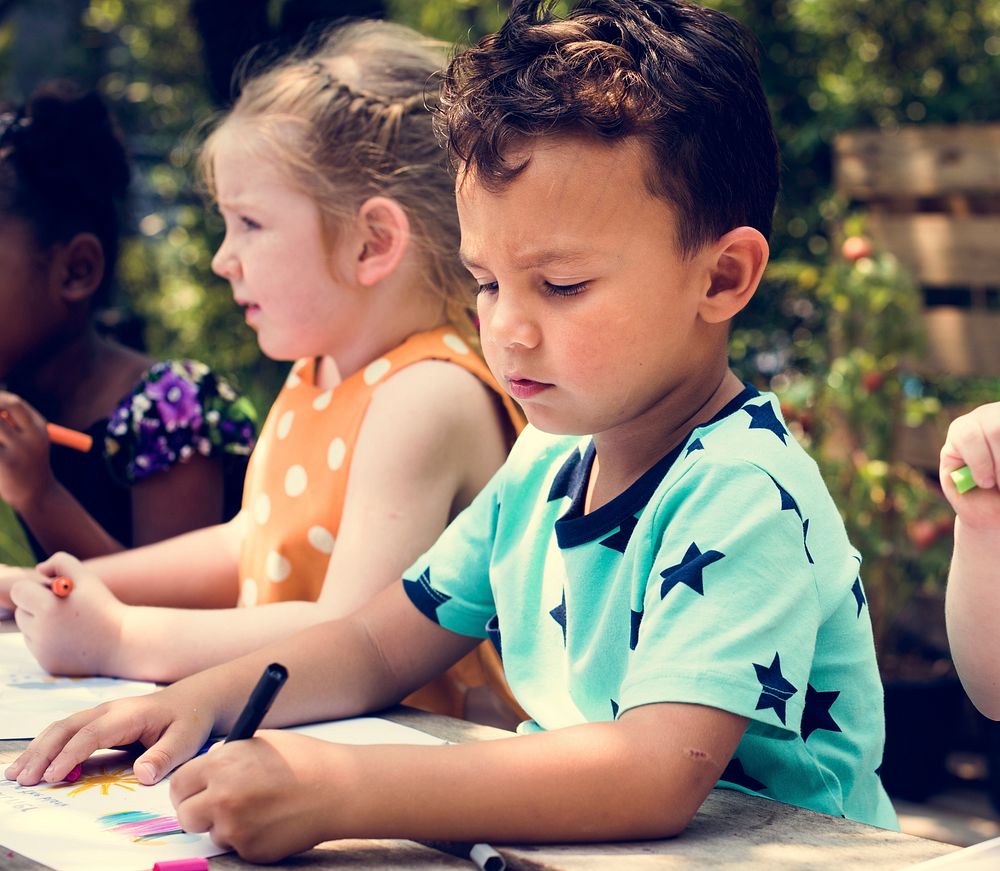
0, 0, 998, 671
755, 221, 957, 672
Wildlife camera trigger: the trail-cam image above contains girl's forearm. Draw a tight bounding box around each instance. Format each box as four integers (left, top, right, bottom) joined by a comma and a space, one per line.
115, 599, 356, 683
947, 518, 1000, 718
85, 522, 240, 608
18, 480, 125, 559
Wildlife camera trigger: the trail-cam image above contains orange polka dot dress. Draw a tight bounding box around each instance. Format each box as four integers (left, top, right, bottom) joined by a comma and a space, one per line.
239, 325, 526, 724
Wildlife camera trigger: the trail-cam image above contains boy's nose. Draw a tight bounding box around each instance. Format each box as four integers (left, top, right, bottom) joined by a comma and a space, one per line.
483, 289, 540, 350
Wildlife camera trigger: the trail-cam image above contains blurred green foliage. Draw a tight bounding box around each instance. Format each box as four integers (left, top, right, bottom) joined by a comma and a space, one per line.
0, 0, 287, 425
2, 0, 997, 409
1, 0, 998, 651
769, 243, 955, 661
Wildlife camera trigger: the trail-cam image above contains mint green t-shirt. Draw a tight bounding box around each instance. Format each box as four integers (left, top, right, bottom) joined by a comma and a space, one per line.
402, 387, 897, 830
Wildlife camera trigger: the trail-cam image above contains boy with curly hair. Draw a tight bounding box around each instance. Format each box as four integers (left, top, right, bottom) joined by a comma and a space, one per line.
9, 1, 896, 859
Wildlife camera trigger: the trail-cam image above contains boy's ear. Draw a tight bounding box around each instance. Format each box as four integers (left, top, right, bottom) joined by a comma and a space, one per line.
353, 196, 411, 287
52, 233, 105, 303
698, 227, 769, 324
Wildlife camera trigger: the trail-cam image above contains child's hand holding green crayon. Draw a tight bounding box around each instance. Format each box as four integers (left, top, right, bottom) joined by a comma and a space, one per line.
950, 465, 978, 495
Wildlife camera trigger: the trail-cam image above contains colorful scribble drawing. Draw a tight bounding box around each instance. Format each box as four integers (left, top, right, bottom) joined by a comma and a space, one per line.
48, 766, 141, 798
98, 810, 200, 845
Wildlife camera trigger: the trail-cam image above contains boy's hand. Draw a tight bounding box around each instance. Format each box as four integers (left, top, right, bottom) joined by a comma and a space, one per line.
4, 680, 216, 787
171, 731, 343, 863
940, 403, 1000, 527
0, 392, 56, 513
0, 563, 44, 610
11, 552, 126, 676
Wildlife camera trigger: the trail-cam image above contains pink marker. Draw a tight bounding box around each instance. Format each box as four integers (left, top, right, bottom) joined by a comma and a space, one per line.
65, 763, 83, 783
152, 858, 209, 871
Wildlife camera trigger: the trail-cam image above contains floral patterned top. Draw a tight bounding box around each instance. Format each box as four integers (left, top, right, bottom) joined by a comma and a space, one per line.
105, 359, 257, 485
22, 359, 257, 560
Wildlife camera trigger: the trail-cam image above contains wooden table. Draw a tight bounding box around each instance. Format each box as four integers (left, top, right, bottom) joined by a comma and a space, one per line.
0, 621, 959, 870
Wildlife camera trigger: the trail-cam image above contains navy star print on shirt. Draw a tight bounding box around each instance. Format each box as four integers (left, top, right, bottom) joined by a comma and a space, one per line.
630, 609, 643, 651
801, 518, 815, 564
753, 652, 798, 725
852, 577, 866, 617
548, 447, 585, 502
767, 472, 814, 564
744, 402, 789, 444
402, 567, 451, 624
600, 514, 638, 553
768, 473, 801, 517
660, 542, 725, 598
721, 758, 767, 793
550, 588, 567, 645
801, 685, 842, 741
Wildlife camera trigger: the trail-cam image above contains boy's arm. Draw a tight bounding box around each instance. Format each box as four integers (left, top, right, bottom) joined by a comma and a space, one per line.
8, 583, 746, 859
169, 702, 747, 863
940, 403, 1000, 719
7, 581, 480, 786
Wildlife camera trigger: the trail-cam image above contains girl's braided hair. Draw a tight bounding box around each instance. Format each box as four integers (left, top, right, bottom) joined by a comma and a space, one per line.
200, 20, 476, 337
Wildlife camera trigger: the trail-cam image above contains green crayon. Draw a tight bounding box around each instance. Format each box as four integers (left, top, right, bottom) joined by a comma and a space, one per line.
951, 465, 978, 494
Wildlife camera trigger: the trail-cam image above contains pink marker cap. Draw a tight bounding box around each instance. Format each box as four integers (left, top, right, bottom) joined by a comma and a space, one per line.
152, 859, 209, 871
65, 764, 83, 783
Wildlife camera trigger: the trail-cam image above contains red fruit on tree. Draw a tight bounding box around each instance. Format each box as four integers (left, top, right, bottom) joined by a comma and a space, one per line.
861, 371, 884, 392
842, 236, 873, 262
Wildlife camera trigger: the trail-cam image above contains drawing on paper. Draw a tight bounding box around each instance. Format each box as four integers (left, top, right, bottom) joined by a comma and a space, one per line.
48, 766, 140, 798
98, 810, 200, 845
0, 717, 444, 871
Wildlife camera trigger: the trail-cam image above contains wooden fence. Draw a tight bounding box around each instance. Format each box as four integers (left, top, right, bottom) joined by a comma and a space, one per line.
833, 124, 1000, 468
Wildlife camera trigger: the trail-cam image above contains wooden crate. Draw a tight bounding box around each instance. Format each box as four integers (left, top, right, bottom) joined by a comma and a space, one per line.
833, 125, 1000, 468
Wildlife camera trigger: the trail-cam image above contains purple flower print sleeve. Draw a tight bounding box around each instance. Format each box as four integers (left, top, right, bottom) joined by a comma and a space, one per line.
104, 360, 257, 485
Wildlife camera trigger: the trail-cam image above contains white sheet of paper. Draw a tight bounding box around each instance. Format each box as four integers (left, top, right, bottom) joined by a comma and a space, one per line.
0, 633, 158, 739
907, 836, 1000, 869
0, 716, 445, 871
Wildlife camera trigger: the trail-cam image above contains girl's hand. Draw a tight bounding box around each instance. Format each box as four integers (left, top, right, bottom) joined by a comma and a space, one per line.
11, 552, 127, 676
0, 563, 44, 610
4, 680, 218, 787
941, 403, 1000, 528
171, 731, 345, 863
0, 392, 57, 513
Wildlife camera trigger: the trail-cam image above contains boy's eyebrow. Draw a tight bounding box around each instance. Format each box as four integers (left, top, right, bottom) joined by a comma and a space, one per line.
459, 247, 594, 270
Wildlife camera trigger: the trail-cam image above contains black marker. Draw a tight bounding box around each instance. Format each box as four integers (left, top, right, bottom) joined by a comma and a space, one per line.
225, 663, 288, 742
420, 840, 506, 871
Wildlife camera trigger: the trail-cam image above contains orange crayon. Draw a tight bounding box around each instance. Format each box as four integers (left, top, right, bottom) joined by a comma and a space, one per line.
46, 423, 93, 453
51, 576, 74, 598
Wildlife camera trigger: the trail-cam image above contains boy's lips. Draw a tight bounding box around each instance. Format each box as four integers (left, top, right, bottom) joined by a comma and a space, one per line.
506, 377, 552, 399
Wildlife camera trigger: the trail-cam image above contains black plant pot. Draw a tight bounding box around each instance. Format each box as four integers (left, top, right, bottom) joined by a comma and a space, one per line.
880, 675, 963, 802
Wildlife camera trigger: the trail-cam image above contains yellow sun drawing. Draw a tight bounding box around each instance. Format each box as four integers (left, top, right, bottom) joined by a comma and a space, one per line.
49, 767, 141, 798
